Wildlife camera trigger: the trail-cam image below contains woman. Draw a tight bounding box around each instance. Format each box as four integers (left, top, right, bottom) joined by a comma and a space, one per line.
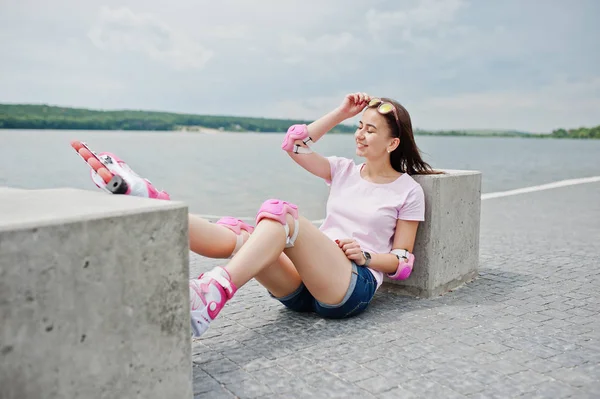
72, 92, 438, 337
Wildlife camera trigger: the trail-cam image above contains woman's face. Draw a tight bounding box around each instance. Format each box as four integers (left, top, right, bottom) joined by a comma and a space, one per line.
354, 108, 398, 159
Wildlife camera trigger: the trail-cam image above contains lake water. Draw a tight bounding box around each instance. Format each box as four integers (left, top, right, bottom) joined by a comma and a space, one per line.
1, 129, 599, 220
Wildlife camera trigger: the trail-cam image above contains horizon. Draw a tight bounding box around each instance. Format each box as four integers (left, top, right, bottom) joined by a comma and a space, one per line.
1, 0, 598, 134
1, 102, 594, 134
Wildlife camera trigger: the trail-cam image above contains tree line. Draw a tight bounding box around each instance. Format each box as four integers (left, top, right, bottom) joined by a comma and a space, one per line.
0, 104, 355, 133
0, 104, 598, 138
549, 126, 600, 139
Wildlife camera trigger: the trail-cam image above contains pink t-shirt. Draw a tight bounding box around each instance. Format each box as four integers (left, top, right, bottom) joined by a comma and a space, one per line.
318, 156, 425, 288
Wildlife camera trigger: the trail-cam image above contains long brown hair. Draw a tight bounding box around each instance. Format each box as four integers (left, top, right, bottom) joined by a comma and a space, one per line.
378, 97, 441, 175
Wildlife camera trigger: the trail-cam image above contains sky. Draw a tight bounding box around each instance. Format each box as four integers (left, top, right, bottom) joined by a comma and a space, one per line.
1, 0, 598, 133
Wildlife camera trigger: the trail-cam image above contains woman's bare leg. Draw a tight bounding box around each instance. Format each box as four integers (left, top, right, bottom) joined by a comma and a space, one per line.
225, 213, 352, 305
253, 253, 303, 298
190, 200, 353, 336
280, 217, 353, 304
188, 213, 302, 296
188, 214, 243, 258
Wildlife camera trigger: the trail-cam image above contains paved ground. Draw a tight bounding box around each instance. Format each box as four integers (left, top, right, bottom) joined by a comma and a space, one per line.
188, 182, 600, 398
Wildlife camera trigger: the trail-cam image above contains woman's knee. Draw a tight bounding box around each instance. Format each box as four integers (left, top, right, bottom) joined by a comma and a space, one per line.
255, 198, 300, 247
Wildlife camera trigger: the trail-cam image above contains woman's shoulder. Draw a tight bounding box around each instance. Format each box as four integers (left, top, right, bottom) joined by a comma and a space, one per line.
400, 173, 422, 188
395, 174, 426, 219
389, 174, 425, 207
327, 156, 359, 174
327, 155, 357, 166
392, 173, 423, 193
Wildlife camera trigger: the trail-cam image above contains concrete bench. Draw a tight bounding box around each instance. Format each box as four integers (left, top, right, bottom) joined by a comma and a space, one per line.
0, 187, 193, 399
382, 170, 482, 298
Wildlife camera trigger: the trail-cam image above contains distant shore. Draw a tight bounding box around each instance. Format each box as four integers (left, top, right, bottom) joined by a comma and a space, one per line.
176, 126, 226, 134
1, 103, 598, 139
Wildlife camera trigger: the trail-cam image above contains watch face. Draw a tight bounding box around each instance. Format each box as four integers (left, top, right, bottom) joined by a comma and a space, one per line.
363, 251, 371, 264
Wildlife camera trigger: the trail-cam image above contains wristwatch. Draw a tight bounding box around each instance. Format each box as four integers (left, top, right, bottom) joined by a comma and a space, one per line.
361, 251, 371, 267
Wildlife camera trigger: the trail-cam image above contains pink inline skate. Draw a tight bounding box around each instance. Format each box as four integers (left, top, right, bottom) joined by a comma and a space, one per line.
70, 140, 170, 200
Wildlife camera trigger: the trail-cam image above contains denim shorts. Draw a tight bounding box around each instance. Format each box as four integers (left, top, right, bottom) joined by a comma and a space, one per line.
270, 262, 377, 319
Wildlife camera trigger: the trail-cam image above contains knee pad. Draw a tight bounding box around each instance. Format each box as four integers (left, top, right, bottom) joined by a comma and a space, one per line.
216, 217, 254, 258
281, 124, 313, 154
255, 199, 299, 248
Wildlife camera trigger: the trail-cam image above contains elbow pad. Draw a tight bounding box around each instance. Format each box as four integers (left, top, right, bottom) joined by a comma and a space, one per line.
281, 124, 313, 154
387, 249, 414, 280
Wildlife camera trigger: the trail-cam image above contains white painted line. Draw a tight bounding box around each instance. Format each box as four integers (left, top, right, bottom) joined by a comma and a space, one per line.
481, 176, 600, 200
196, 176, 600, 223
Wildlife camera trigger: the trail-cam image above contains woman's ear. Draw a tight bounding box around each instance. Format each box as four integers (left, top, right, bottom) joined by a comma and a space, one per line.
388, 137, 400, 153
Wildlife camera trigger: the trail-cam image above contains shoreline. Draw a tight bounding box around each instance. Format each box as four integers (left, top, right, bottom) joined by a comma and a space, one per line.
2, 103, 597, 138
3, 127, 600, 139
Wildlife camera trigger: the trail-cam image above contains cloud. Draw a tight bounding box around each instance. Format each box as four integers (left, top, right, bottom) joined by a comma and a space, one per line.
366, 0, 466, 49
247, 94, 347, 120
279, 32, 357, 64
413, 77, 600, 132
1, 0, 598, 131
87, 6, 213, 70
279, 32, 361, 70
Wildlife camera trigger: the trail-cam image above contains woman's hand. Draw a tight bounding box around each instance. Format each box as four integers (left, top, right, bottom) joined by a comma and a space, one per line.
335, 238, 367, 266
338, 92, 372, 119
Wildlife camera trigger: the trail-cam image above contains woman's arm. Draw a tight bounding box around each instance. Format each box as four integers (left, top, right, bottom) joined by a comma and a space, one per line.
362, 220, 420, 274
285, 92, 371, 181
286, 108, 348, 181
337, 219, 420, 274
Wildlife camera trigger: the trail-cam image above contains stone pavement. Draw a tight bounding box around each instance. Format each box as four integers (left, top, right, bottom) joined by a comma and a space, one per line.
189, 182, 600, 398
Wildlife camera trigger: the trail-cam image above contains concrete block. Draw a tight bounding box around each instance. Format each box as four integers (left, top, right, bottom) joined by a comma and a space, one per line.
0, 187, 192, 399
382, 170, 482, 298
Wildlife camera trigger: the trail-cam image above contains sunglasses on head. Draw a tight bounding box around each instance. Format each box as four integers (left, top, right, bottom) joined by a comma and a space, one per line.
368, 98, 400, 125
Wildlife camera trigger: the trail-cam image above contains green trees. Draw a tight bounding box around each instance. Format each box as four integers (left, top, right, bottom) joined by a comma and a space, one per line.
0, 104, 356, 133
550, 126, 599, 139
1, 104, 598, 138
